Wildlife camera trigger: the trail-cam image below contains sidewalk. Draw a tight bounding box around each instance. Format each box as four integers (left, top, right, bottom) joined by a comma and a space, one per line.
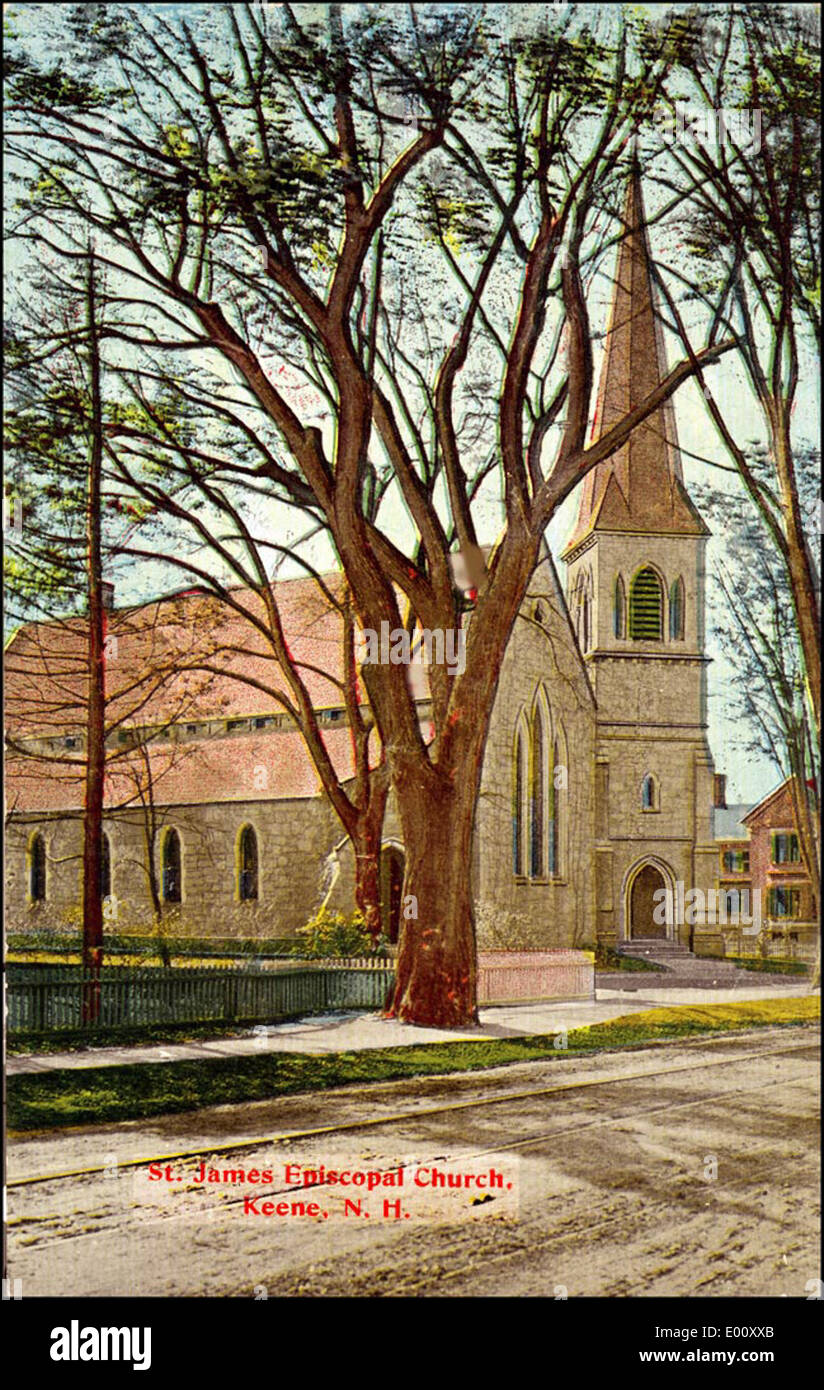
7, 982, 814, 1075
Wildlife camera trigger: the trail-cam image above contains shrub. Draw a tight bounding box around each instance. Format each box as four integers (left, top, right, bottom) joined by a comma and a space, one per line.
293, 907, 387, 959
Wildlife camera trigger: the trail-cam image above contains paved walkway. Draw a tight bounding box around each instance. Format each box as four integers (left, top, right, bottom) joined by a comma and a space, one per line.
7, 982, 814, 1075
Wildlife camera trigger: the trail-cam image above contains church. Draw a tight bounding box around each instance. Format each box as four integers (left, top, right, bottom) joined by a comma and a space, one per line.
5, 169, 732, 959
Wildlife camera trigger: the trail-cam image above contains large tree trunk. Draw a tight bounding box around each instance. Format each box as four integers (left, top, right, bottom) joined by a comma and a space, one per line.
389, 775, 480, 1029
381, 532, 537, 1027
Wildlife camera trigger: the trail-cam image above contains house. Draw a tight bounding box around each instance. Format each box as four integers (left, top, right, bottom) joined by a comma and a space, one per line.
5, 167, 758, 959
711, 774, 757, 949
742, 779, 818, 959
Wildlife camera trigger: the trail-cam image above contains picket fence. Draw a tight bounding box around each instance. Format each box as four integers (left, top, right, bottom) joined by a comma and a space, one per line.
7, 963, 396, 1035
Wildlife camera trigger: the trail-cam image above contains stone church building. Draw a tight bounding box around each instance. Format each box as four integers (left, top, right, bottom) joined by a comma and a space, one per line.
5, 170, 732, 957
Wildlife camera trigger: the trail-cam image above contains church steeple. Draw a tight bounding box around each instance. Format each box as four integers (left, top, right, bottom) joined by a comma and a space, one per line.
562, 160, 708, 559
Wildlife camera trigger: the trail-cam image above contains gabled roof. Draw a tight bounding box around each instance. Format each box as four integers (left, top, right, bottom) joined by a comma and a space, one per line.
562, 162, 709, 559
741, 776, 807, 826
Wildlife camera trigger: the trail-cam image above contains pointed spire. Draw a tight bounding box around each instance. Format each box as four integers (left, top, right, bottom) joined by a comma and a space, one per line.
562, 161, 708, 558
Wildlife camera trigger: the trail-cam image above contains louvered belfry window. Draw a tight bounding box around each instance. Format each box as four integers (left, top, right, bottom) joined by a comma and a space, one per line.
629, 567, 663, 640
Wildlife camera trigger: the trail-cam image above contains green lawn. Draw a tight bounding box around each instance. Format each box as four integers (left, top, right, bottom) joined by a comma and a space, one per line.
702, 954, 810, 976
8, 996, 818, 1133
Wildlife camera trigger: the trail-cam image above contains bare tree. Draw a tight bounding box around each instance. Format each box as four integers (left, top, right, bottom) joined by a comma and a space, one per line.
6, 4, 738, 1024
651, 4, 820, 730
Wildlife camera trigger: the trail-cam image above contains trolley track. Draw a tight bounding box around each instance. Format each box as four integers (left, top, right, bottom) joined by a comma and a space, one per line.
8, 1036, 817, 1200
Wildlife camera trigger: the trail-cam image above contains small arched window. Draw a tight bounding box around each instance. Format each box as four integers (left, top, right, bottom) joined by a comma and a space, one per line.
29, 833, 46, 902
530, 706, 547, 877
629, 567, 663, 640
669, 576, 685, 640
613, 575, 626, 638
100, 832, 112, 899
238, 825, 259, 901
513, 726, 527, 876
162, 829, 182, 903
641, 774, 658, 811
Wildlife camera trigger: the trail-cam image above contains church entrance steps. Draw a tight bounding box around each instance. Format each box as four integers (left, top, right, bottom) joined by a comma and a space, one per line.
604, 941, 794, 991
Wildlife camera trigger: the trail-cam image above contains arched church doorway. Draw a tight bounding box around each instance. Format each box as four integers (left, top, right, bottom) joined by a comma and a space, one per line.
380, 847, 405, 944
629, 863, 668, 939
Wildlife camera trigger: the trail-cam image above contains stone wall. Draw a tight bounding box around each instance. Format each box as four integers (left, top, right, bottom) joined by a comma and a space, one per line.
5, 796, 340, 941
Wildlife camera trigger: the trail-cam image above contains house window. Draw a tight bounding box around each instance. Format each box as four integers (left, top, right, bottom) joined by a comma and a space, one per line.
641, 774, 658, 811
771, 833, 800, 864
722, 889, 742, 917
530, 707, 546, 878
100, 832, 112, 899
629, 567, 663, 640
513, 727, 527, 876
722, 849, 750, 873
29, 833, 46, 902
238, 825, 259, 901
669, 577, 685, 640
227, 719, 247, 733
613, 575, 626, 638
162, 829, 182, 903
253, 716, 272, 730
767, 886, 801, 919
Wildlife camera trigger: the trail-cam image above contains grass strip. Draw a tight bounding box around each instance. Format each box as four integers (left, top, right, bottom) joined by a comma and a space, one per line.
8, 996, 818, 1133
701, 954, 810, 976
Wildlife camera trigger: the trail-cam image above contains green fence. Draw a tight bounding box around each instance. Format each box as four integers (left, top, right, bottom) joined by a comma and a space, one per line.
7, 964, 396, 1035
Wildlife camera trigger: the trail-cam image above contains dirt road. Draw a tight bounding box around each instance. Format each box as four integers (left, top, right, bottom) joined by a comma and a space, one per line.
7, 1027, 819, 1298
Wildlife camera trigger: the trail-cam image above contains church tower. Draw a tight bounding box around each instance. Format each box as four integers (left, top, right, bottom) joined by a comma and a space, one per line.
562, 163, 718, 950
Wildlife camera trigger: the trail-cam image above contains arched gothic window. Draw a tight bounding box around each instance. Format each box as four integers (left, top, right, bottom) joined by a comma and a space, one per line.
162, 829, 182, 903
29, 833, 46, 902
530, 705, 547, 877
513, 726, 528, 876
549, 738, 562, 875
613, 575, 626, 638
629, 567, 663, 640
582, 589, 591, 652
238, 825, 259, 901
669, 576, 685, 640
